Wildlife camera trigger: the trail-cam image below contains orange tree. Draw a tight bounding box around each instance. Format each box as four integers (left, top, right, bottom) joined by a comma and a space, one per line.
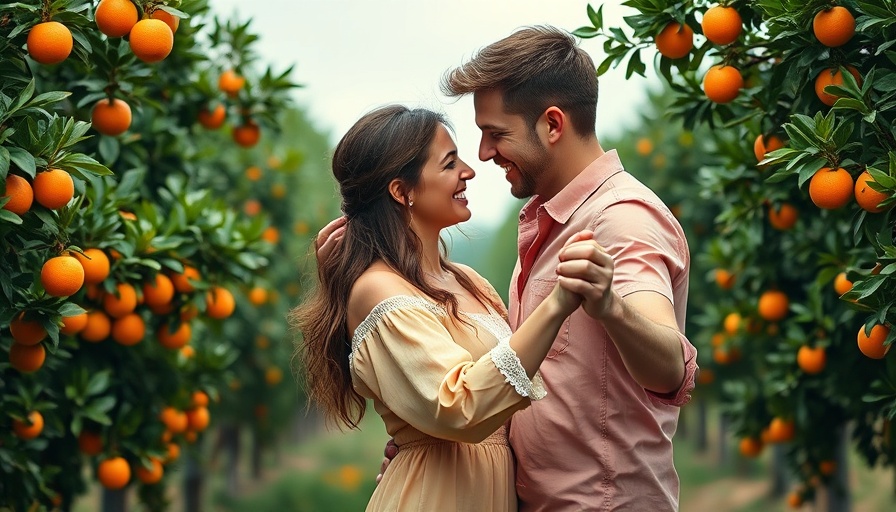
0, 0, 306, 510
575, 0, 896, 506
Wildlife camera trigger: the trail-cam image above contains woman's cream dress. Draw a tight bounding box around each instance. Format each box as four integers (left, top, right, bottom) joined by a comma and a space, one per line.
350, 294, 545, 511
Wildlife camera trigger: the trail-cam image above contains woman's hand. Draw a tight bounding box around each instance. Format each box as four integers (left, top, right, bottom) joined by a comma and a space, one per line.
314, 216, 347, 265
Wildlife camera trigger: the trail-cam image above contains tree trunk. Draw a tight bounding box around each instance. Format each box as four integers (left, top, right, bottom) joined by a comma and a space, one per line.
695, 398, 708, 453
817, 423, 851, 512
251, 426, 263, 480
100, 488, 126, 512
183, 450, 204, 512
718, 411, 729, 467
769, 443, 789, 499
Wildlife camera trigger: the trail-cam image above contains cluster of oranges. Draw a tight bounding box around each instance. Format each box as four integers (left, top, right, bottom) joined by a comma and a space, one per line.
2, 168, 76, 216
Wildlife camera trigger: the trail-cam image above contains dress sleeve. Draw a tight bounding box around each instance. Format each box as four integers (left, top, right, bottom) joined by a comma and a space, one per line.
350, 296, 540, 443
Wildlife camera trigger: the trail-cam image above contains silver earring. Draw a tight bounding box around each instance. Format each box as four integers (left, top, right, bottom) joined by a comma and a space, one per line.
409, 201, 414, 207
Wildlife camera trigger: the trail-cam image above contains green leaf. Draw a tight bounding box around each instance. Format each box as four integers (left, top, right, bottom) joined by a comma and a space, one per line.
7, 147, 36, 177
0, 146, 9, 176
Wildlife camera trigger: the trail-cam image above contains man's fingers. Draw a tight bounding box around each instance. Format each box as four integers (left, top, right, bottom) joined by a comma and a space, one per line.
561, 229, 594, 249
384, 439, 399, 459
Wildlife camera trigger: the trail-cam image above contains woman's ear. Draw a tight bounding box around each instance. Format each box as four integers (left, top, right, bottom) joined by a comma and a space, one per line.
388, 179, 411, 206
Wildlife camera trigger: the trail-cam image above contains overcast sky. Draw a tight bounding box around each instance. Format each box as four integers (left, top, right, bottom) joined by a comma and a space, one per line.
212, 0, 653, 228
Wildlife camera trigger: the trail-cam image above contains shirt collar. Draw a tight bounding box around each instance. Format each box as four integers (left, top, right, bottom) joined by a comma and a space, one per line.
520, 150, 624, 224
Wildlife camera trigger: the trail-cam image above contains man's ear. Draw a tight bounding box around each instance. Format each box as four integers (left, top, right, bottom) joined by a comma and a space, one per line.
388, 179, 410, 206
543, 106, 565, 144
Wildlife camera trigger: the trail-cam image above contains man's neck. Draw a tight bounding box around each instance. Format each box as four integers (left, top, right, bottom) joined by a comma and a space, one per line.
539, 138, 605, 200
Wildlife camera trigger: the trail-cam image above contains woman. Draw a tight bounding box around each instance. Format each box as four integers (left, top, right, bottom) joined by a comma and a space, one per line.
291, 105, 591, 511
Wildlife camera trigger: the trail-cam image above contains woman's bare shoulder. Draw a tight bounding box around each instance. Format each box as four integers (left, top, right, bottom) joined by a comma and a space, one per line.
348, 265, 419, 330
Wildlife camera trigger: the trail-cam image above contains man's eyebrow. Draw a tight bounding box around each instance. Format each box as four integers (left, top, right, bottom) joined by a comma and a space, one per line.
440, 150, 457, 165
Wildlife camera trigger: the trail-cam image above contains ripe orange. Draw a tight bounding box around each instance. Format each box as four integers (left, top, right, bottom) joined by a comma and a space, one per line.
813, 6, 855, 47
159, 407, 188, 433
233, 121, 261, 148
265, 367, 283, 386
754, 134, 784, 163
185, 406, 210, 431
701, 5, 742, 46
723, 312, 741, 335
738, 437, 763, 458
787, 491, 803, 508
158, 321, 191, 349
165, 442, 180, 463
73, 248, 111, 285
94, 0, 138, 38
103, 283, 138, 318
97, 456, 131, 490
151, 8, 180, 33
206, 286, 235, 319
129, 19, 174, 63
60, 311, 89, 335
248, 286, 268, 305
191, 390, 209, 408
819, 460, 837, 476
218, 69, 246, 97
635, 138, 653, 156
81, 310, 112, 342
244, 199, 262, 216
41, 255, 85, 297
833, 272, 853, 295
197, 104, 226, 129
91, 98, 132, 136
136, 457, 164, 484
766, 417, 795, 443
655, 22, 693, 59
797, 345, 826, 374
809, 167, 853, 209
12, 411, 44, 440
758, 290, 789, 322
179, 345, 195, 358
768, 202, 798, 230
857, 324, 891, 359
696, 368, 715, 384
171, 265, 200, 293
714, 268, 735, 290
9, 342, 46, 373
2, 174, 34, 215
27, 21, 73, 65
142, 273, 175, 309
10, 311, 47, 345
703, 65, 743, 103
77, 430, 104, 456
262, 226, 279, 244
245, 166, 262, 181
815, 66, 861, 107
33, 168, 74, 209
111, 313, 145, 346
854, 170, 891, 213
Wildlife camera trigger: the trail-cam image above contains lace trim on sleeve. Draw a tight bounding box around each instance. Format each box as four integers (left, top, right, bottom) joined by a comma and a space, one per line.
349, 295, 445, 370
488, 336, 547, 400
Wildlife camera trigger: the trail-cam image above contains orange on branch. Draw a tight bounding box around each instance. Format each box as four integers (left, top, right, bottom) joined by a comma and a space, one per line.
813, 6, 855, 47
197, 104, 226, 129
60, 311, 89, 335
9, 343, 46, 373
703, 65, 743, 103
151, 9, 180, 33
815, 66, 861, 107
858, 324, 890, 359
33, 168, 74, 209
854, 170, 891, 213
94, 0, 138, 38
91, 98, 132, 136
12, 411, 44, 440
97, 457, 131, 490
81, 310, 111, 342
111, 313, 145, 346
218, 69, 246, 96
797, 345, 826, 374
809, 167, 853, 209
136, 458, 164, 484
233, 121, 261, 148
768, 202, 797, 230
129, 19, 174, 63
171, 266, 200, 293
41, 255, 85, 297
158, 321, 191, 349
758, 290, 789, 322
77, 430, 104, 456
27, 21, 73, 65
655, 22, 693, 59
206, 286, 235, 319
103, 283, 138, 318
2, 174, 34, 215
754, 134, 784, 163
73, 248, 111, 285
701, 5, 742, 46
142, 273, 175, 309
714, 268, 736, 290
10, 312, 47, 346
738, 437, 763, 458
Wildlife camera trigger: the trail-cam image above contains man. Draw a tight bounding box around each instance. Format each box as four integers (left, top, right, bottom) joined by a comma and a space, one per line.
318, 25, 697, 511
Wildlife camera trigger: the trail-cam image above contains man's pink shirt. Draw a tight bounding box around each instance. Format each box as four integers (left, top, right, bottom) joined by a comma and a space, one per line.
507, 150, 698, 511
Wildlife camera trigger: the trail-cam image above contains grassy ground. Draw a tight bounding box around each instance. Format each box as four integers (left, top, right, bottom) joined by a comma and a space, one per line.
73, 406, 896, 511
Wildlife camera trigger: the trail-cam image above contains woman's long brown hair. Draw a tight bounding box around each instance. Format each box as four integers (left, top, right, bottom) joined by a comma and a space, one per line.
290, 105, 502, 430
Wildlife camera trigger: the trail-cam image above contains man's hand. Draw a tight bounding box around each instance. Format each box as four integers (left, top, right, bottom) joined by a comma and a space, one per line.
314, 216, 347, 265
375, 438, 398, 484
555, 230, 617, 319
